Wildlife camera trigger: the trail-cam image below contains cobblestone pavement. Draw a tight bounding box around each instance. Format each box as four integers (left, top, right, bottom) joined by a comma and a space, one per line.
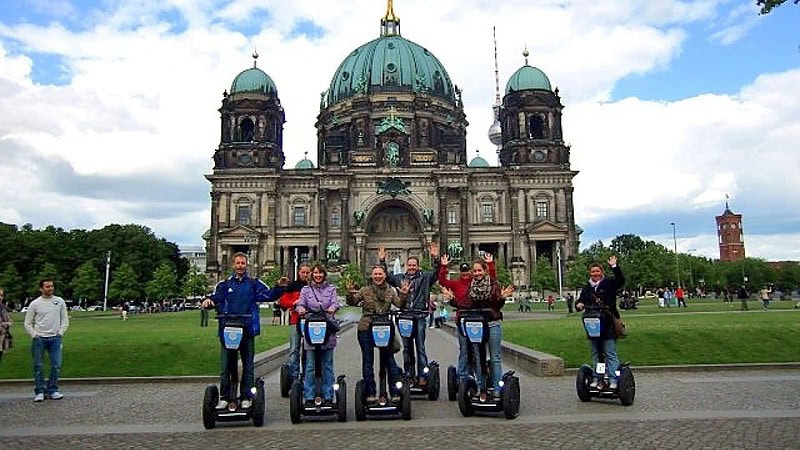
1, 326, 798, 449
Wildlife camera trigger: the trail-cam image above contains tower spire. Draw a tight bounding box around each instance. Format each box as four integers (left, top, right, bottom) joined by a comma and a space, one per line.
381, 0, 401, 36
523, 45, 529, 65
252, 48, 259, 68
493, 26, 501, 108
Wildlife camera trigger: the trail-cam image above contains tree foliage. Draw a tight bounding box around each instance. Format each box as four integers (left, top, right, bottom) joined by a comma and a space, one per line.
495, 259, 512, 287
336, 263, 366, 293
757, 0, 799, 14
0, 264, 24, 305
0, 222, 189, 303
72, 261, 103, 302
145, 262, 178, 301
183, 266, 209, 298
109, 263, 141, 303
260, 265, 283, 289
531, 256, 558, 295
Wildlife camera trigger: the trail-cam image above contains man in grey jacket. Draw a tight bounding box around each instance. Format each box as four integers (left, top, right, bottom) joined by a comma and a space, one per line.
379, 243, 440, 386
24, 279, 69, 402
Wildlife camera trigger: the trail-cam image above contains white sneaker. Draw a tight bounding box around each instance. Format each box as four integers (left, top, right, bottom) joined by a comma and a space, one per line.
428, 326, 434, 329
609, 380, 618, 390
34, 393, 45, 402
215, 399, 228, 409
240, 399, 252, 409
589, 379, 599, 389
49, 391, 64, 400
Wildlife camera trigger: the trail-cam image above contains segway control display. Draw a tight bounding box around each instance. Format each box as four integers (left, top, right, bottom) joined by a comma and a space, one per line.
372, 325, 391, 347
223, 326, 244, 350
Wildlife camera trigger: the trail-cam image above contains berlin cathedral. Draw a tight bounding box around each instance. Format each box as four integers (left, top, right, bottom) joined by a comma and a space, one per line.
205, 1, 580, 286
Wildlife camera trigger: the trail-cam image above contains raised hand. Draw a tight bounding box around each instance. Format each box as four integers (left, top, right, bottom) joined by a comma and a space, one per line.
440, 286, 454, 300
377, 246, 387, 261
346, 280, 356, 292
399, 279, 411, 295
483, 253, 494, 263
296, 305, 307, 316
440, 254, 450, 266
277, 276, 289, 287
429, 242, 440, 258
608, 255, 618, 267
501, 285, 515, 298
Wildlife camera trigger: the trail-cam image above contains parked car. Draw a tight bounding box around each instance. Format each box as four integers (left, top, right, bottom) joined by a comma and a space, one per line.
87, 305, 103, 312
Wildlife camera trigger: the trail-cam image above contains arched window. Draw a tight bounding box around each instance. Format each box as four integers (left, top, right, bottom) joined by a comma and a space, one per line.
238, 117, 255, 142
528, 114, 545, 139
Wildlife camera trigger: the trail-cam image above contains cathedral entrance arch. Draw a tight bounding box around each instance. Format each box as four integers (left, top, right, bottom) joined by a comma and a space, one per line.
363, 200, 427, 273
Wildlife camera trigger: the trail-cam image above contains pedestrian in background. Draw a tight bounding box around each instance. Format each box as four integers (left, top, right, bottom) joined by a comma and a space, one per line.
0, 288, 13, 363
200, 303, 209, 327
737, 285, 749, 311
566, 292, 575, 315
759, 286, 771, 311
24, 279, 69, 402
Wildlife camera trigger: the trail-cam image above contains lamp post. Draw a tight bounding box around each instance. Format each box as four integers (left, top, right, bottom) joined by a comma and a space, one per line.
686, 248, 697, 288
103, 250, 111, 311
670, 222, 681, 287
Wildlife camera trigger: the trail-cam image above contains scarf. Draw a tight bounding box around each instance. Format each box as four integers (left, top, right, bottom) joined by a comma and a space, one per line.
589, 277, 603, 289
468, 275, 492, 303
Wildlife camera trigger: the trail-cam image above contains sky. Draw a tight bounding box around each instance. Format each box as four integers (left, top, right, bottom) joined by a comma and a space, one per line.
0, 0, 798, 261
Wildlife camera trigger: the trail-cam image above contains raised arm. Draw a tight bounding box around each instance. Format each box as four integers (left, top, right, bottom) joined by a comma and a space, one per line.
437, 254, 457, 290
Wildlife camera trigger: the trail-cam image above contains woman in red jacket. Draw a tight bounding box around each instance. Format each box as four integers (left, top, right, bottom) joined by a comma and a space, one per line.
277, 263, 311, 382
438, 253, 496, 384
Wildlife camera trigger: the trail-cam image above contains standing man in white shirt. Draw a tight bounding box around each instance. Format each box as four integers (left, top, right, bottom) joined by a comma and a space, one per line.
24, 278, 69, 402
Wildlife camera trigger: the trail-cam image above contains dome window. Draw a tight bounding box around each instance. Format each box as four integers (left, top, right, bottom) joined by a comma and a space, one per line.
386, 63, 397, 72
387, 42, 396, 50
342, 71, 350, 80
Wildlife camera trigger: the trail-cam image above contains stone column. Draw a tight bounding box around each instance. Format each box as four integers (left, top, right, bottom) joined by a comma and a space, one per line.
208, 191, 221, 274
460, 188, 470, 258
266, 193, 277, 262
438, 188, 447, 245
319, 190, 328, 262
510, 190, 521, 260
340, 189, 350, 262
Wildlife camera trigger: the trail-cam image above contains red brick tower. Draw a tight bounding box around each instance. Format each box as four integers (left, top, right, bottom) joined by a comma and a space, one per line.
716, 201, 745, 262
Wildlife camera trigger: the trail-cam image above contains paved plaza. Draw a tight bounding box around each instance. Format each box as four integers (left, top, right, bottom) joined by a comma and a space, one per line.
1, 326, 798, 449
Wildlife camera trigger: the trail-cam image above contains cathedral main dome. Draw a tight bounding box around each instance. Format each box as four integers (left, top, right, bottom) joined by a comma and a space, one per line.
326, 9, 455, 106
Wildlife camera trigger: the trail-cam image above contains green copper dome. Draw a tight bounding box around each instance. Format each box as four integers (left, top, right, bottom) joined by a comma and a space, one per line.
231, 67, 277, 95
327, 35, 455, 105
294, 158, 314, 169
505, 65, 551, 93
469, 156, 489, 168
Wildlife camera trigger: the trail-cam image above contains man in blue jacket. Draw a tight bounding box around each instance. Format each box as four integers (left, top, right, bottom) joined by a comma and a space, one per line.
379, 243, 440, 386
202, 252, 287, 409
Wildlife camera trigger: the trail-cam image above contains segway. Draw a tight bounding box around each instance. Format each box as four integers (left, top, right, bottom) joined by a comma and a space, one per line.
289, 311, 347, 423
354, 312, 412, 421
395, 310, 440, 400
456, 309, 520, 419
202, 313, 266, 429
575, 306, 635, 406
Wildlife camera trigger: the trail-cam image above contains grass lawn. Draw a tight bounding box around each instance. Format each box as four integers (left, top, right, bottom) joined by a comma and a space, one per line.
0, 310, 289, 379
504, 297, 799, 314
503, 309, 800, 368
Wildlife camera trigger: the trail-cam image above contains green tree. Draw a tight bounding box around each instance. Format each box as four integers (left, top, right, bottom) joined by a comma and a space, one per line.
337, 263, 366, 293
109, 263, 141, 304
145, 262, 178, 301
260, 265, 283, 288
72, 261, 103, 303
531, 256, 558, 295
495, 260, 511, 286
183, 266, 209, 298
757, 0, 799, 14
610, 234, 646, 261
0, 263, 24, 305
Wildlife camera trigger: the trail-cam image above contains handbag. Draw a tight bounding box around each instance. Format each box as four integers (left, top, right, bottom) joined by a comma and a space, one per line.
613, 316, 628, 338
389, 328, 402, 353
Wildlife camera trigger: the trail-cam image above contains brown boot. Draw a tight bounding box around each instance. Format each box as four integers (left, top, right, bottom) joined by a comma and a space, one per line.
418, 377, 428, 387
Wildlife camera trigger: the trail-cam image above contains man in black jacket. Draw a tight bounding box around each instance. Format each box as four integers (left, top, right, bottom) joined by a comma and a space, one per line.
576, 255, 624, 390
379, 243, 440, 386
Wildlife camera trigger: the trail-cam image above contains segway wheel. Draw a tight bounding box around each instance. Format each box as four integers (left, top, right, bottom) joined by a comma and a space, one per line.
502, 377, 520, 420
576, 365, 592, 402
428, 365, 440, 401
336, 379, 348, 422
401, 381, 412, 420
280, 363, 291, 398
289, 380, 303, 424
354, 380, 366, 422
457, 379, 475, 417
202, 384, 218, 430
252, 382, 266, 427
447, 365, 458, 401
618, 367, 636, 406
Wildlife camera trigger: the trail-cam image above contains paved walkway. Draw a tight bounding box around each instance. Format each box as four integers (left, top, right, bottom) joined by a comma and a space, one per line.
1, 325, 798, 448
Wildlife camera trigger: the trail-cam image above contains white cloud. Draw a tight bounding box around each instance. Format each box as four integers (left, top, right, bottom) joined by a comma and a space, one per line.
0, 0, 797, 260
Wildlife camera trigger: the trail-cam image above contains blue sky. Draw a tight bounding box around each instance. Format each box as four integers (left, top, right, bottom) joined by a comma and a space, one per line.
0, 0, 798, 261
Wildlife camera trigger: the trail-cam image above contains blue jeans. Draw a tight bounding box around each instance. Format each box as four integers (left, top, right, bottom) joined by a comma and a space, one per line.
220, 335, 255, 400
402, 317, 429, 378
456, 331, 470, 382
357, 330, 401, 397
590, 338, 619, 381
287, 326, 301, 380
303, 347, 334, 401
477, 324, 503, 392
32, 335, 62, 395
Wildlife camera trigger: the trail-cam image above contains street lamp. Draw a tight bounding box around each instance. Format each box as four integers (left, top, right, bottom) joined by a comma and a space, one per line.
687, 248, 697, 288
103, 250, 111, 311
670, 222, 681, 287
